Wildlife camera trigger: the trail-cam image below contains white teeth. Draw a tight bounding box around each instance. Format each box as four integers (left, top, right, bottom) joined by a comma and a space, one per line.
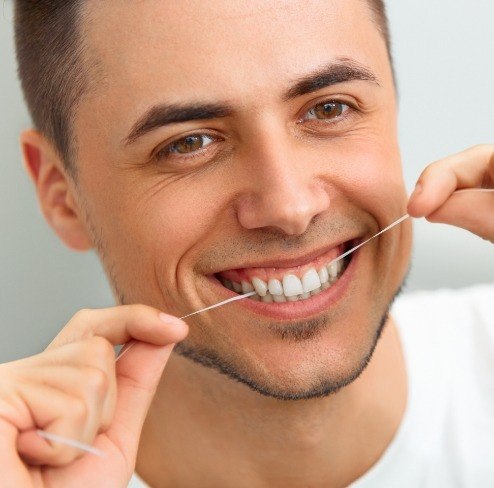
241, 281, 254, 293
282, 274, 304, 297
318, 266, 329, 284
224, 255, 348, 303
268, 278, 284, 296
252, 277, 268, 297
302, 268, 321, 293
328, 261, 339, 281
273, 294, 287, 303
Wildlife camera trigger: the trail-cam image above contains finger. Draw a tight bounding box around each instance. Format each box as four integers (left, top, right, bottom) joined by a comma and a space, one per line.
25, 362, 116, 435
0, 421, 32, 487
105, 341, 176, 468
47, 338, 117, 431
408, 145, 494, 218
425, 191, 494, 243
22, 337, 118, 432
49, 305, 188, 349
16, 383, 91, 466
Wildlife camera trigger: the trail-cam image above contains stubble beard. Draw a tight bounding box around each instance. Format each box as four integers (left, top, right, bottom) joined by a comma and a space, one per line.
84, 205, 409, 401
174, 283, 405, 401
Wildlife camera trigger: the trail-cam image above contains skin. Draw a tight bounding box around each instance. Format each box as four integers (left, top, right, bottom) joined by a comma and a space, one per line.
1, 0, 492, 486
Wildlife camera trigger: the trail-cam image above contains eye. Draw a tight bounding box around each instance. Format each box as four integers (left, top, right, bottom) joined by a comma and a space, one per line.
302, 100, 349, 122
156, 134, 216, 160
168, 134, 215, 155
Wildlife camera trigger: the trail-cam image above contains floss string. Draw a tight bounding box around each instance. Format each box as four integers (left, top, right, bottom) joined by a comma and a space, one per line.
36, 187, 494, 457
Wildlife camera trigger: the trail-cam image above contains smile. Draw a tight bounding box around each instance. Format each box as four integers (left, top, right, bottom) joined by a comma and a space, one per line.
212, 239, 359, 308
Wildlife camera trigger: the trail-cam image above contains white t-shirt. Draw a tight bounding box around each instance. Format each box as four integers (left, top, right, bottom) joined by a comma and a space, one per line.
129, 284, 494, 488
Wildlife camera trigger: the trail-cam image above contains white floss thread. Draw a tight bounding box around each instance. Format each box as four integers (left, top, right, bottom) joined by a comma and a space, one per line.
36, 429, 105, 458
37, 187, 494, 457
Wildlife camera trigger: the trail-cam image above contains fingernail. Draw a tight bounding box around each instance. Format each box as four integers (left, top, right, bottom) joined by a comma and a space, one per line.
159, 312, 186, 328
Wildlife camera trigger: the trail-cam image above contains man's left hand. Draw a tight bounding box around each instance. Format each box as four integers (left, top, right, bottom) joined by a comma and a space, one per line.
407, 145, 494, 243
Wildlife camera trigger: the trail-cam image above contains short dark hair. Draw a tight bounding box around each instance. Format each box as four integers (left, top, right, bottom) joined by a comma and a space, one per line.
14, 0, 392, 174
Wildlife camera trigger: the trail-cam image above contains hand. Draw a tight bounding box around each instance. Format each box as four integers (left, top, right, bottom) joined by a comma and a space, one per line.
407, 145, 494, 243
0, 305, 188, 487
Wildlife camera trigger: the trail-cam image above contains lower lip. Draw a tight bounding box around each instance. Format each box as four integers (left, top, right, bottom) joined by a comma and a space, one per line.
208, 250, 360, 321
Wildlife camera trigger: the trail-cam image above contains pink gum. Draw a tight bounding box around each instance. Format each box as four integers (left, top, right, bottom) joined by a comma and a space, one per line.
217, 245, 343, 283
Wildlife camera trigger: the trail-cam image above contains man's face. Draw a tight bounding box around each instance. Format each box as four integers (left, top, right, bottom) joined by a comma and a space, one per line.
73, 0, 411, 398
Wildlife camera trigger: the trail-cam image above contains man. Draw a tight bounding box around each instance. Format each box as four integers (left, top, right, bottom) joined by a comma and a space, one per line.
1, 0, 493, 486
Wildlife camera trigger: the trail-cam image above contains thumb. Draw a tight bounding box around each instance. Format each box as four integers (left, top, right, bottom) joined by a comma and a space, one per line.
106, 339, 179, 464
424, 191, 494, 243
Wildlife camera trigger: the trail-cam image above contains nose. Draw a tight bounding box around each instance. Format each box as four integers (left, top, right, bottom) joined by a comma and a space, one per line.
235, 136, 331, 236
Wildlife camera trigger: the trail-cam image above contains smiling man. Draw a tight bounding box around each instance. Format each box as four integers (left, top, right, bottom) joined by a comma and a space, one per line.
1, 0, 493, 487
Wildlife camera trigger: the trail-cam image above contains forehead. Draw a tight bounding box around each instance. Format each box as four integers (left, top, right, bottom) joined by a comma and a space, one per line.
83, 0, 389, 104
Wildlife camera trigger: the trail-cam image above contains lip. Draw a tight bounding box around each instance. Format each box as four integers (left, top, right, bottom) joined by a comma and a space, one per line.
211, 236, 360, 274
207, 248, 360, 321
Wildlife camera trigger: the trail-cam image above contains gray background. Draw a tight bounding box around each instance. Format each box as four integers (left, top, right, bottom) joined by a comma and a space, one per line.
1, 1, 493, 362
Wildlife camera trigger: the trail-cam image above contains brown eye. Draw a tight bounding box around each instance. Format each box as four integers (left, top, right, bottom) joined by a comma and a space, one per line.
304, 101, 348, 121
170, 135, 209, 154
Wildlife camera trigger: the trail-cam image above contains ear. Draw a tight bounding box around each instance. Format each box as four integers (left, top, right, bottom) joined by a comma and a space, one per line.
20, 129, 93, 251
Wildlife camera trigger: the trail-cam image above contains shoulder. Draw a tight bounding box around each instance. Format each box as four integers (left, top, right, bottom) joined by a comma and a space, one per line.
128, 473, 150, 488
393, 282, 494, 317
392, 283, 494, 414
390, 284, 494, 481
392, 283, 494, 343
392, 283, 494, 364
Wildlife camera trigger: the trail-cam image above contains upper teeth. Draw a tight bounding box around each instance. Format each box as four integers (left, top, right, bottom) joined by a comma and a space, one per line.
301, 268, 321, 294
252, 277, 268, 297
221, 258, 345, 302
283, 275, 304, 297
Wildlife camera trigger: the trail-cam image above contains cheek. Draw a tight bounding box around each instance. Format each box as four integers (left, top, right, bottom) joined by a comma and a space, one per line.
132, 181, 222, 262
329, 136, 407, 222
83, 168, 223, 284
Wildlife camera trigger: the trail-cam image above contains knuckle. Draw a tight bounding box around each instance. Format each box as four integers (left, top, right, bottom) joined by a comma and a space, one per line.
88, 336, 115, 359
82, 367, 109, 397
129, 303, 153, 320
72, 308, 93, 321
69, 396, 89, 422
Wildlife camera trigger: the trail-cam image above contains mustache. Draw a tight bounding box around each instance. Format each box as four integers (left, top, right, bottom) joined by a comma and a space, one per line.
196, 212, 371, 273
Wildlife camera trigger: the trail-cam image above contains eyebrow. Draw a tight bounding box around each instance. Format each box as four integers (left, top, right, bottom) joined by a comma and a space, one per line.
123, 103, 234, 145
282, 57, 380, 101
123, 58, 380, 146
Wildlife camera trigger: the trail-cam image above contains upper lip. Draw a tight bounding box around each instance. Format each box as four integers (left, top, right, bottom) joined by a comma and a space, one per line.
211, 236, 360, 274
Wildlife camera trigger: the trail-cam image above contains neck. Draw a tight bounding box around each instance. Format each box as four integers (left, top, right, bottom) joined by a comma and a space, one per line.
137, 316, 407, 488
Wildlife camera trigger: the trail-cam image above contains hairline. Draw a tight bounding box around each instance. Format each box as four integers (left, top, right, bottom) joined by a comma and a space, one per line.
16, 0, 392, 176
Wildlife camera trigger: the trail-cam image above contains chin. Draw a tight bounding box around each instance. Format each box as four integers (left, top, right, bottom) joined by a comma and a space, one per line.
175, 226, 410, 400
174, 297, 394, 401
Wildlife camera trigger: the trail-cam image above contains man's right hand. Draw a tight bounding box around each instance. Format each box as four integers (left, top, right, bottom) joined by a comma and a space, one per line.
0, 305, 188, 488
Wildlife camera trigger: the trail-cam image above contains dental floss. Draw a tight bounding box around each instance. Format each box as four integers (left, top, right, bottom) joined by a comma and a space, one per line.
328, 214, 411, 265
179, 291, 258, 319
36, 188, 494, 457
115, 292, 258, 362
454, 188, 494, 193
36, 429, 105, 458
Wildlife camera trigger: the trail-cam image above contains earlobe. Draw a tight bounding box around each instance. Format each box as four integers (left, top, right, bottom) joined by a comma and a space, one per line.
20, 129, 93, 252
